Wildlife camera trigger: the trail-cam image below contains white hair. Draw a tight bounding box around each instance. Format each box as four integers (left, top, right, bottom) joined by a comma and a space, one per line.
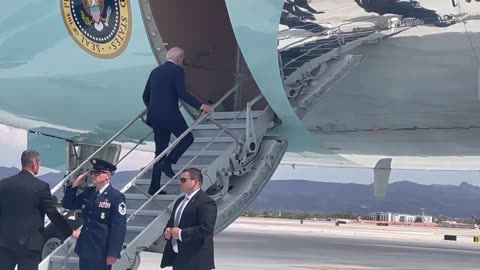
166, 47, 184, 61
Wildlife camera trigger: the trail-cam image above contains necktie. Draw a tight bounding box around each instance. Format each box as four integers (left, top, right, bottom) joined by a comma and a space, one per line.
174, 196, 189, 227
172, 196, 189, 252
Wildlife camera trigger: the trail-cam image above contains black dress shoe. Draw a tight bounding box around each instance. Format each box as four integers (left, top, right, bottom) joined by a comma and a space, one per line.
148, 186, 167, 196
159, 160, 176, 178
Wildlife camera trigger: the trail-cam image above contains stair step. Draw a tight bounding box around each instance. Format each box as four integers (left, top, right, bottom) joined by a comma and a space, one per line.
128, 225, 146, 233
125, 225, 147, 244
51, 255, 79, 263
141, 164, 209, 178
135, 178, 180, 186
125, 193, 177, 210
125, 181, 181, 196
126, 209, 163, 227
210, 111, 263, 119
164, 135, 237, 153
177, 151, 224, 166
190, 124, 246, 141
194, 123, 246, 130
194, 137, 236, 143
173, 163, 209, 170
207, 111, 263, 125
191, 130, 242, 139
188, 137, 236, 151
183, 150, 224, 157
169, 136, 236, 144
147, 163, 210, 170
125, 193, 177, 201
126, 209, 163, 216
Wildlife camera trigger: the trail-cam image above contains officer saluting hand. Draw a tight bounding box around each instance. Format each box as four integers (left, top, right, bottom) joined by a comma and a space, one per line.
62, 158, 127, 270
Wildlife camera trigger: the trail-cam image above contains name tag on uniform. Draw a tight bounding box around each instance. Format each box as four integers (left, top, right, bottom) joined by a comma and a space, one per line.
98, 201, 111, 209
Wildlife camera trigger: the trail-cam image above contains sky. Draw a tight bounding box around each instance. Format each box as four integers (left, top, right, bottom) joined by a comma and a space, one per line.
1, 124, 480, 186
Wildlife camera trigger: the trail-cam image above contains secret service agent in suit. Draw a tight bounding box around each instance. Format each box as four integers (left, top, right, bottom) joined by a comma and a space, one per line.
142, 47, 214, 196
62, 158, 127, 270
161, 168, 217, 270
0, 150, 78, 270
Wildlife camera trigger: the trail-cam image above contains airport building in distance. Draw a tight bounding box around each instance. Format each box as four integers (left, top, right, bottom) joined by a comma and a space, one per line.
369, 212, 433, 223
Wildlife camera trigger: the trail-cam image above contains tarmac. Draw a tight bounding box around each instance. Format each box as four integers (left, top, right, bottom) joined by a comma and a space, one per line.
138, 217, 480, 270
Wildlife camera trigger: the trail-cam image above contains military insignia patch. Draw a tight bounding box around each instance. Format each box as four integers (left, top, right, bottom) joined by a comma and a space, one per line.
101, 212, 106, 219
118, 202, 126, 215
60, 0, 132, 59
99, 201, 111, 209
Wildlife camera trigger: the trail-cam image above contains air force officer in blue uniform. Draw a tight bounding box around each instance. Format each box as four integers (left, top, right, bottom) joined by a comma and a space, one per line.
62, 158, 127, 270
143, 47, 214, 196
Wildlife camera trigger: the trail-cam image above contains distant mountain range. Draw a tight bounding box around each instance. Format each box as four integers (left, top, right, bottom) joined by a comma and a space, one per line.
250, 180, 480, 218
1, 167, 479, 217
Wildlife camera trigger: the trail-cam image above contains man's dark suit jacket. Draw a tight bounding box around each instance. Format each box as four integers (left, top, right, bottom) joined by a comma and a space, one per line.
143, 61, 202, 128
0, 170, 72, 251
161, 190, 217, 270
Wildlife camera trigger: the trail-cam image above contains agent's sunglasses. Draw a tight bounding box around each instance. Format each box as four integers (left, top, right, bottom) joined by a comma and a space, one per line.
180, 177, 196, 183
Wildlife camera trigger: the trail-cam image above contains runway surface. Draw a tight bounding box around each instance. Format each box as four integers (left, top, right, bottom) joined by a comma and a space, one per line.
138, 218, 480, 270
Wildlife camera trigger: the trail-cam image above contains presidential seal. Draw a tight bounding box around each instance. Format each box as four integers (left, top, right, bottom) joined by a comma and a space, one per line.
61, 0, 132, 59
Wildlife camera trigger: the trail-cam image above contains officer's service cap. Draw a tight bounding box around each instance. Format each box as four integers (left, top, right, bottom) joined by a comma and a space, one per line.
90, 158, 117, 173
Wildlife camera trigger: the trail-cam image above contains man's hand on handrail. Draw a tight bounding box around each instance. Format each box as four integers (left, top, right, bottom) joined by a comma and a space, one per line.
200, 104, 214, 115
72, 229, 81, 239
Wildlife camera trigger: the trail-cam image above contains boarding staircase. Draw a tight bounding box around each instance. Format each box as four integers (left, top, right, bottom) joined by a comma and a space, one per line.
39, 87, 287, 270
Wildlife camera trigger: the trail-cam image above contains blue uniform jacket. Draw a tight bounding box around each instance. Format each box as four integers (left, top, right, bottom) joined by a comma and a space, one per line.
62, 184, 127, 260
142, 61, 203, 128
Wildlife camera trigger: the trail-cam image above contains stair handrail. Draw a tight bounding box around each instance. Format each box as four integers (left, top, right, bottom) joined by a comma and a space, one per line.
115, 130, 154, 166
122, 112, 210, 195
125, 93, 265, 223
50, 110, 148, 196
44, 129, 154, 231
120, 83, 242, 199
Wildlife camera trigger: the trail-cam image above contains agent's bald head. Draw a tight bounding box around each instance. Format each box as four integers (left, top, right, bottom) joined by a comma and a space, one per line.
166, 47, 185, 66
